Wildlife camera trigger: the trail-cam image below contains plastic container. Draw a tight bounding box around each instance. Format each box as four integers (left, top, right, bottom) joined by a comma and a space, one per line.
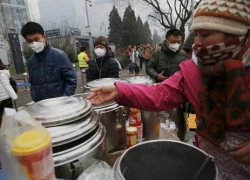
129, 108, 143, 143
126, 127, 137, 149
11, 130, 55, 180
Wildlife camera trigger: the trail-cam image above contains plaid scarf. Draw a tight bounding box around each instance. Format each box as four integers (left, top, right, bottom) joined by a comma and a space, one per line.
194, 33, 250, 146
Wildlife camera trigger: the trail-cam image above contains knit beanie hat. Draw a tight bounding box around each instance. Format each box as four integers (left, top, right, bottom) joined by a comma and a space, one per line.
94, 36, 108, 49
191, 0, 250, 36
183, 32, 195, 52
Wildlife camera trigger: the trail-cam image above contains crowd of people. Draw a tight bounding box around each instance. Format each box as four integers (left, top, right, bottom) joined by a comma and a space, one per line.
87, 0, 250, 179
1, 0, 250, 179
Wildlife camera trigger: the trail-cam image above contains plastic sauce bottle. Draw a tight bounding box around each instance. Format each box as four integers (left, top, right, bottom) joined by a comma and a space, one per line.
11, 130, 55, 180
129, 108, 143, 143
126, 127, 137, 149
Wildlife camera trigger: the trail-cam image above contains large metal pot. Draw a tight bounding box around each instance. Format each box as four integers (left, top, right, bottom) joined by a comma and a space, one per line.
52, 121, 106, 180
81, 78, 129, 152
73, 93, 127, 153
84, 78, 127, 92
25, 96, 92, 127
25, 97, 107, 180
126, 76, 159, 140
113, 140, 224, 180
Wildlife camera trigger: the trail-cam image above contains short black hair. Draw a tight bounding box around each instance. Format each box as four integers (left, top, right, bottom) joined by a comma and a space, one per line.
165, 29, 182, 39
21, 22, 44, 39
80, 46, 86, 52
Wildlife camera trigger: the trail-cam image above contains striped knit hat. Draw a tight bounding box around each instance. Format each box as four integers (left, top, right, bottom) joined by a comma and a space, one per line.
191, 0, 250, 36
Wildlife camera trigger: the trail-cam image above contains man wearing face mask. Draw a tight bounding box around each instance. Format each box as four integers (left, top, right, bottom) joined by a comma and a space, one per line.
21, 22, 77, 102
147, 29, 186, 83
87, 36, 119, 82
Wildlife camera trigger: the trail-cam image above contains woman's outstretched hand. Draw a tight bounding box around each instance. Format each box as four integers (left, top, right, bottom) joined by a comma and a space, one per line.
230, 140, 250, 164
86, 85, 118, 105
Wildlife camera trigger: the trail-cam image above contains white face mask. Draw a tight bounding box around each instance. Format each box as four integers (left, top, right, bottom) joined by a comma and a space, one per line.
168, 43, 180, 52
192, 51, 198, 65
29, 41, 44, 53
94, 48, 106, 57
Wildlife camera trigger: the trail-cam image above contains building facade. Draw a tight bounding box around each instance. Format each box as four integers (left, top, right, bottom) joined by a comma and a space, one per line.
0, 0, 29, 65
0, 0, 30, 34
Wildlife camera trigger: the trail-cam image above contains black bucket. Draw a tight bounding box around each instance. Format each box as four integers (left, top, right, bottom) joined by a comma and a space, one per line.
114, 140, 223, 180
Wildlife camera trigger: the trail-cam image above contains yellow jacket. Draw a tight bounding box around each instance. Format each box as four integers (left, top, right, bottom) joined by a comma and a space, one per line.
78, 52, 89, 68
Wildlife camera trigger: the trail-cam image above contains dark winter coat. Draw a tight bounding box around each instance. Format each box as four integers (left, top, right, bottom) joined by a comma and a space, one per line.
27, 45, 77, 102
87, 49, 119, 82
146, 42, 187, 82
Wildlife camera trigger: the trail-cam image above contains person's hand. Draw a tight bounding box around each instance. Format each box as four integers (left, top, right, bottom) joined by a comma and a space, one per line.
86, 85, 118, 105
157, 71, 168, 81
230, 140, 250, 164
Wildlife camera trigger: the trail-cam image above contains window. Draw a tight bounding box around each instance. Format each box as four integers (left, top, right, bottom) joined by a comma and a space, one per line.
20, 19, 27, 27
3, 6, 12, 20
16, 0, 24, 5
19, 8, 27, 19
1, 0, 9, 3
0, 7, 3, 20
8, 0, 17, 5
7, 19, 14, 29
11, 7, 19, 19
14, 19, 21, 29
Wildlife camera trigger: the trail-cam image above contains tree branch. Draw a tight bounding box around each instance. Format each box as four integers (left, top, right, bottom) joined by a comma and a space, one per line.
166, 0, 173, 25
179, 0, 189, 19
174, 0, 181, 26
143, 0, 170, 27
148, 14, 170, 29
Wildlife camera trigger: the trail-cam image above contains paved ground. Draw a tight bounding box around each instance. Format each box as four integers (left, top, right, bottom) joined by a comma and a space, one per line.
14, 67, 148, 109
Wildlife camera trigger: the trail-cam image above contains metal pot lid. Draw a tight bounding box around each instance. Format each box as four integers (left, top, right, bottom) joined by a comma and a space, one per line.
86, 78, 127, 89
47, 112, 99, 148
25, 96, 92, 127
93, 100, 117, 110
73, 93, 117, 110
53, 123, 106, 167
93, 102, 120, 114
127, 76, 154, 85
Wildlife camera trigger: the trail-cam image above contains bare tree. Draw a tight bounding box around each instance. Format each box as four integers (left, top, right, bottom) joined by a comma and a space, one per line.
113, 0, 202, 38
147, 0, 201, 37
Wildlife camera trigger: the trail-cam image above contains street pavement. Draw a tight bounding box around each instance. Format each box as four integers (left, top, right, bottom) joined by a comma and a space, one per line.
14, 67, 148, 109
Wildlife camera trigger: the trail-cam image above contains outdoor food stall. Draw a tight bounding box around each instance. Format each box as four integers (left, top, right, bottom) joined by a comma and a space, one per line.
0, 78, 218, 180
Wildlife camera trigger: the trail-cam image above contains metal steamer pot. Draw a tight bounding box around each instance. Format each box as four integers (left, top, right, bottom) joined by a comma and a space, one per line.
77, 78, 129, 153
126, 76, 159, 140
25, 97, 107, 180
84, 77, 127, 92
113, 140, 224, 180
73, 95, 127, 153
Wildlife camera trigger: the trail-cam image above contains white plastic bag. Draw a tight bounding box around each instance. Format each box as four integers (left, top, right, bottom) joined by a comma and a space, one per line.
77, 160, 114, 180
0, 108, 25, 180
159, 119, 180, 141
0, 108, 55, 180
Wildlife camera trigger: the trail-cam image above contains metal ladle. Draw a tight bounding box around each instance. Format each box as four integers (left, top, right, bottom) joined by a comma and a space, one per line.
193, 155, 213, 180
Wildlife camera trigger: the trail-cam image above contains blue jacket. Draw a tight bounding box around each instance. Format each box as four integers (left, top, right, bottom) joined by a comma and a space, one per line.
27, 45, 77, 102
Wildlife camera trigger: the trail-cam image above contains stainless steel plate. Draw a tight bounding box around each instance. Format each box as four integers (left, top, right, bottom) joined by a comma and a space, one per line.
47, 112, 99, 147
25, 96, 92, 127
